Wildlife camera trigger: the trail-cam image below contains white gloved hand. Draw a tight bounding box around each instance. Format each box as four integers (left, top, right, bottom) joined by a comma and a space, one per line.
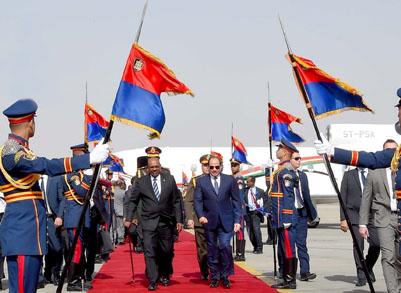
89, 143, 110, 165
314, 133, 334, 156
283, 223, 291, 229
265, 158, 274, 168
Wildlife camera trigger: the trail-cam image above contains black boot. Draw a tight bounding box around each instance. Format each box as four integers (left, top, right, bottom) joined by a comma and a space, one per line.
271, 258, 297, 289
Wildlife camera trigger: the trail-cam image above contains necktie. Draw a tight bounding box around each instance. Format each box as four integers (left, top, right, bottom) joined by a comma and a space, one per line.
361, 170, 367, 187
250, 189, 260, 208
213, 176, 219, 195
153, 177, 160, 201
295, 172, 304, 208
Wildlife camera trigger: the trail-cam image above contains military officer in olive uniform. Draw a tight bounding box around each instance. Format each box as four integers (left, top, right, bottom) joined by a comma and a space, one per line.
184, 154, 210, 280
0, 99, 109, 292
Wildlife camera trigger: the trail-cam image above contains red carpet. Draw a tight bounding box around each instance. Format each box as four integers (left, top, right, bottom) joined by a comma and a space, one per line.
90, 231, 278, 292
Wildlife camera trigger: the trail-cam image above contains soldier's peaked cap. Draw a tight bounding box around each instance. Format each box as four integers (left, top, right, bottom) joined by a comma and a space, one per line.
145, 146, 162, 157
278, 138, 299, 153
3, 99, 38, 124
137, 156, 148, 169
395, 88, 401, 107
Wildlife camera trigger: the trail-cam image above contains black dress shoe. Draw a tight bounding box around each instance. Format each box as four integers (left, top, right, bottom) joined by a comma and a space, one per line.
271, 281, 296, 289
36, 281, 46, 289
234, 254, 245, 262
253, 250, 263, 254
210, 280, 219, 288
148, 282, 157, 291
222, 278, 231, 289
355, 278, 367, 287
300, 272, 317, 281
159, 276, 170, 287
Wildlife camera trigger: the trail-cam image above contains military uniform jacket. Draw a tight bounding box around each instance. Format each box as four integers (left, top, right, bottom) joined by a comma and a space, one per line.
61, 171, 91, 229
269, 161, 297, 229
0, 134, 90, 256
183, 174, 205, 227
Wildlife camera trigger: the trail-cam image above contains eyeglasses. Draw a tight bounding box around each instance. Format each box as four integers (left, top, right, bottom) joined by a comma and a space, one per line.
292, 157, 302, 161
231, 163, 239, 167
209, 165, 220, 170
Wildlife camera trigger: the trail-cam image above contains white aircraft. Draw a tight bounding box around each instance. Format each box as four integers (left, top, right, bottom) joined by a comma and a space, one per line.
113, 123, 401, 207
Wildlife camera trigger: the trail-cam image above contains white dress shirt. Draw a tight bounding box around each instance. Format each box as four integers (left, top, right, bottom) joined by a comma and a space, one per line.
210, 175, 221, 190
247, 187, 257, 211
294, 170, 304, 209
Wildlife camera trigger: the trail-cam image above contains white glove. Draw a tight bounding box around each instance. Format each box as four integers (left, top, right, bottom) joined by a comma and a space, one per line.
314, 133, 334, 156
89, 143, 110, 165
83, 168, 94, 176
265, 158, 274, 168
283, 223, 291, 229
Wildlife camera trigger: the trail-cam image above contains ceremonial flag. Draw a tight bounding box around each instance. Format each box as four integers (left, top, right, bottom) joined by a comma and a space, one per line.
103, 154, 125, 173
269, 104, 304, 143
182, 171, 189, 185
111, 44, 194, 138
231, 136, 251, 164
290, 54, 373, 118
84, 103, 109, 143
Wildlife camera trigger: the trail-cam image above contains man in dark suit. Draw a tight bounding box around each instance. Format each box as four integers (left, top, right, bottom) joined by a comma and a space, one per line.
290, 152, 318, 282
125, 147, 183, 291
194, 154, 241, 289
243, 176, 264, 254
340, 167, 380, 287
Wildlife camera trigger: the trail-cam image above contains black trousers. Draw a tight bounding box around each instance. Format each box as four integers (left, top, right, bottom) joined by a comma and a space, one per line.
84, 218, 99, 278
247, 211, 263, 251
142, 221, 175, 283
351, 224, 380, 280
44, 216, 63, 281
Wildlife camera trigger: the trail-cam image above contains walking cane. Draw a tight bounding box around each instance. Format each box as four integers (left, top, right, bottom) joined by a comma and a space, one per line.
272, 225, 278, 280
128, 236, 135, 284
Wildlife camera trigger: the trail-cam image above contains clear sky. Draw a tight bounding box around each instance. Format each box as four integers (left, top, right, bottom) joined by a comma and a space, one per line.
1, 0, 401, 157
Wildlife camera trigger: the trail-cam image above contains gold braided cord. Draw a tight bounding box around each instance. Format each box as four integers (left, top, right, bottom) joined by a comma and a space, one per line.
63, 173, 84, 205
390, 145, 401, 173
0, 146, 40, 190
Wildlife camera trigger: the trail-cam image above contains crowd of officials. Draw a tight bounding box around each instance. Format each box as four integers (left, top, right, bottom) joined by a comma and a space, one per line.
2, 97, 401, 293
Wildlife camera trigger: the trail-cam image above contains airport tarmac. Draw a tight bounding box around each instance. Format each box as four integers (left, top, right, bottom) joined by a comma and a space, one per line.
0, 203, 388, 292
239, 203, 388, 293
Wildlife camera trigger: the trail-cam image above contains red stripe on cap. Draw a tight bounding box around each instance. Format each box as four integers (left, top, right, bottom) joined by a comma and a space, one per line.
8, 114, 35, 124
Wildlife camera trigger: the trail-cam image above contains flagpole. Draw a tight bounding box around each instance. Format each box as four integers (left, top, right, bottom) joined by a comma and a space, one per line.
266, 82, 278, 280
57, 1, 150, 291
278, 16, 375, 293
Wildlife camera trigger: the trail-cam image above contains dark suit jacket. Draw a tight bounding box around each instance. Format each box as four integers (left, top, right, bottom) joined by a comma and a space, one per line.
340, 168, 365, 225
298, 171, 318, 221
46, 175, 64, 218
126, 172, 183, 231
194, 174, 241, 233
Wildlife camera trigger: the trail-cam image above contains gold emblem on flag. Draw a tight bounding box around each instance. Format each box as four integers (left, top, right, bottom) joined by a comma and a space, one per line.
133, 58, 144, 72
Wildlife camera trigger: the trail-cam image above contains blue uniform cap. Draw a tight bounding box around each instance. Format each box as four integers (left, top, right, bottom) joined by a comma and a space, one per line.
278, 138, 299, 153
70, 143, 89, 153
395, 88, 401, 107
3, 99, 38, 123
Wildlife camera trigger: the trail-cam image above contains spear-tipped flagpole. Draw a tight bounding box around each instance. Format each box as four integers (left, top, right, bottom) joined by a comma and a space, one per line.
278, 16, 375, 293
266, 82, 278, 280
57, 1, 150, 291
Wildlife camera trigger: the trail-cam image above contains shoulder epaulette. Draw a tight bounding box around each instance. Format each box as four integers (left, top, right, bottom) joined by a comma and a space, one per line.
1, 139, 23, 157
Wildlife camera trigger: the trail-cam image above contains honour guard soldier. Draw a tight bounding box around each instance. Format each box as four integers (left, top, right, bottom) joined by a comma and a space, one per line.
61, 143, 102, 291
184, 154, 210, 280
230, 158, 247, 262
103, 169, 115, 242
0, 99, 109, 292
314, 89, 401, 257
270, 139, 299, 290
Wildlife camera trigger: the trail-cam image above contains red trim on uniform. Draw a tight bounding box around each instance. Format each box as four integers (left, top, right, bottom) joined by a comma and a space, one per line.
64, 158, 72, 173
396, 190, 401, 200
282, 209, 293, 214
8, 113, 35, 124
350, 151, 359, 166
72, 229, 82, 264
81, 182, 90, 190
284, 229, 293, 258
17, 255, 25, 293
236, 218, 244, 240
